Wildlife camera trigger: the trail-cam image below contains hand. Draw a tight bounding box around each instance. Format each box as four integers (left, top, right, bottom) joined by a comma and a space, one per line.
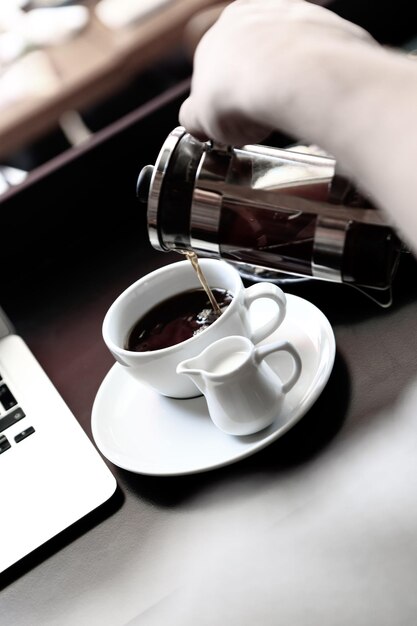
179, 0, 377, 146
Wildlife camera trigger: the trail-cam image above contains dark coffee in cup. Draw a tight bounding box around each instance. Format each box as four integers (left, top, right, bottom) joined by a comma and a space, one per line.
126, 288, 233, 352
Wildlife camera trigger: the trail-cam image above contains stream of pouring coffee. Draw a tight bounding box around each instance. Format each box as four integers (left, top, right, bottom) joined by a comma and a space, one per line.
179, 250, 222, 316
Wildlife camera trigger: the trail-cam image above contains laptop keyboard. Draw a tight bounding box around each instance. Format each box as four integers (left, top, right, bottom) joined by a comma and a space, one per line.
0, 371, 34, 453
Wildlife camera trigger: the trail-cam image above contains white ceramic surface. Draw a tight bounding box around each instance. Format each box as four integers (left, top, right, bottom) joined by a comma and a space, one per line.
92, 294, 335, 476
177, 335, 302, 436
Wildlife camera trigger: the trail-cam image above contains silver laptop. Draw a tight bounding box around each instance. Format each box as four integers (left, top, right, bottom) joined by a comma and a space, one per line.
0, 306, 117, 574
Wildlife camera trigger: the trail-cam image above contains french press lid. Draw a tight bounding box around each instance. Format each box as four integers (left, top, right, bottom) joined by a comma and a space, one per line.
137, 126, 208, 252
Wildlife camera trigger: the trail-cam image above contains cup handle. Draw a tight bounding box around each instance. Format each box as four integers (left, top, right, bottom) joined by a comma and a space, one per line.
243, 282, 287, 344
254, 340, 302, 394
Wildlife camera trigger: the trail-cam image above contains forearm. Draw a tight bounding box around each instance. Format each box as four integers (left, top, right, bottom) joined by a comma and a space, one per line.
271, 42, 417, 250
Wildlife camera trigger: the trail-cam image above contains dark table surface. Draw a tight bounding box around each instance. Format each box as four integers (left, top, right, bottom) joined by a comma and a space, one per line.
2, 81, 417, 625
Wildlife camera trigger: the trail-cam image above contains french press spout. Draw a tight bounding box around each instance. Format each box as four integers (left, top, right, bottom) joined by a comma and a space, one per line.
137, 126, 403, 307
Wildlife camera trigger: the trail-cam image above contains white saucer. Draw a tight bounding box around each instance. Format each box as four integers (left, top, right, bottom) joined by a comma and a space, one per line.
91, 294, 335, 476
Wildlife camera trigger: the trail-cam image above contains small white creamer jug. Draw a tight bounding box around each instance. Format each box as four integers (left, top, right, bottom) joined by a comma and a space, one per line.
176, 335, 302, 436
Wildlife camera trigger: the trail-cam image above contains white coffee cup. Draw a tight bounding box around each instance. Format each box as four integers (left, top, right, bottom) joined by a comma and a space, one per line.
102, 258, 288, 398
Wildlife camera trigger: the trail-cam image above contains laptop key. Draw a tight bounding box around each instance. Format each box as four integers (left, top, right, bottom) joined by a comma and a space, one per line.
0, 434, 11, 454
15, 427, 35, 443
0, 407, 25, 433
0, 384, 17, 411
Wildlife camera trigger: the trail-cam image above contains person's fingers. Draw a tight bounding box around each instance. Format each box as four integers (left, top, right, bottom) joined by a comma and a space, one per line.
178, 97, 209, 141
179, 0, 378, 147
180, 95, 272, 146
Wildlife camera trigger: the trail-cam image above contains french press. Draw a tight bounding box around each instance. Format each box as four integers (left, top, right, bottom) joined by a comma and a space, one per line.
137, 126, 403, 306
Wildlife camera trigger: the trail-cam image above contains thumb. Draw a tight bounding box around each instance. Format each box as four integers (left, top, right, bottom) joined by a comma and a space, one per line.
179, 97, 209, 141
